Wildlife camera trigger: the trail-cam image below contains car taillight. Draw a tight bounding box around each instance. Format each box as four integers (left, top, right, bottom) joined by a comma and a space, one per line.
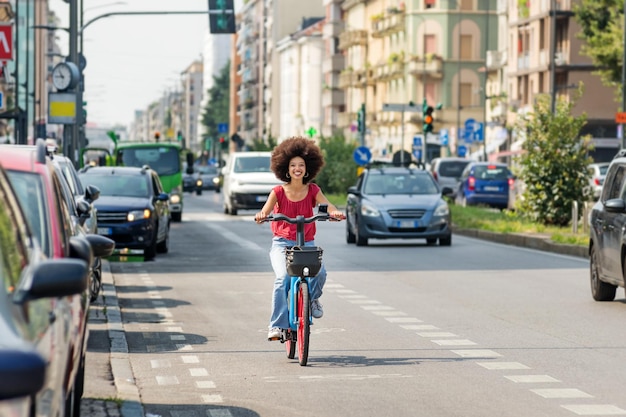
468, 176, 475, 191
432, 172, 438, 180
508, 178, 514, 187
594, 178, 600, 186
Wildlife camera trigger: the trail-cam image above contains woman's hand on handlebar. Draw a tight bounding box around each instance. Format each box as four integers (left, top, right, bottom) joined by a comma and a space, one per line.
255, 211, 268, 224
329, 210, 346, 221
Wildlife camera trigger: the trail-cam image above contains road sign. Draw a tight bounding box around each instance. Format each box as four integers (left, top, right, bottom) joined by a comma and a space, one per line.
413, 135, 423, 147
382, 103, 421, 112
0, 24, 12, 61
457, 145, 467, 157
353, 146, 372, 166
413, 148, 422, 161
473, 122, 484, 142
440, 128, 449, 146
616, 112, 626, 124
218, 123, 228, 133
464, 118, 476, 133
306, 126, 317, 138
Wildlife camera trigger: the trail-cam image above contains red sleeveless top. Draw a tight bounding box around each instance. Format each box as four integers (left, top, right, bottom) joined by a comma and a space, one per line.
271, 183, 320, 242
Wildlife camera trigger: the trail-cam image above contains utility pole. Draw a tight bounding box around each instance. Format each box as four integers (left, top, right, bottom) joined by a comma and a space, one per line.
550, 0, 557, 114
622, 0, 626, 149
482, 0, 489, 162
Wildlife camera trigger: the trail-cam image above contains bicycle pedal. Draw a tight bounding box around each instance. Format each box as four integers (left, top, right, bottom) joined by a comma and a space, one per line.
267, 336, 281, 341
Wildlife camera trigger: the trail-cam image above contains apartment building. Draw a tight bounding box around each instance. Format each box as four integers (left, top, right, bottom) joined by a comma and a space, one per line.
322, 0, 346, 137
181, 60, 204, 153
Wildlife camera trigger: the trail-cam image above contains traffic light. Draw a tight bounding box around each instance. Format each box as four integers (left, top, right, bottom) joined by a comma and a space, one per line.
177, 130, 183, 142
423, 102, 434, 134
219, 136, 228, 150
357, 103, 366, 135
154, 131, 160, 142
208, 0, 236, 34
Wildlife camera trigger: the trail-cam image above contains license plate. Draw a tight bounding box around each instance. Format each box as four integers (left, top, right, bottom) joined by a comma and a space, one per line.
396, 220, 418, 228
484, 186, 500, 192
97, 227, 112, 235
256, 196, 268, 202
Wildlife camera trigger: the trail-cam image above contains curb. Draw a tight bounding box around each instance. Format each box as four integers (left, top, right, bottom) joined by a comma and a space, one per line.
452, 227, 588, 259
101, 261, 146, 417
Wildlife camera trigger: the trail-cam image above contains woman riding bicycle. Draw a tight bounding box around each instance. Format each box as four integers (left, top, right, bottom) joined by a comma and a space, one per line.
255, 136, 345, 341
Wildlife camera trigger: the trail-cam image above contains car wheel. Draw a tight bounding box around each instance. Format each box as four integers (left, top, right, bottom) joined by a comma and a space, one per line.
439, 235, 452, 246
157, 224, 170, 254
355, 218, 368, 246
171, 212, 182, 222
144, 234, 158, 260
346, 215, 356, 244
215, 187, 221, 194
196, 189, 202, 196
590, 245, 616, 301
426, 238, 437, 246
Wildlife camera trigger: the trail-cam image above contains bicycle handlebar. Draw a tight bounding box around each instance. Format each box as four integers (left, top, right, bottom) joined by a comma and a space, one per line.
260, 212, 337, 224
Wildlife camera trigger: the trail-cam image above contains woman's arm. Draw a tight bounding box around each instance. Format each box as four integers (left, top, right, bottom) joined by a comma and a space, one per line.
255, 189, 278, 223
315, 188, 345, 219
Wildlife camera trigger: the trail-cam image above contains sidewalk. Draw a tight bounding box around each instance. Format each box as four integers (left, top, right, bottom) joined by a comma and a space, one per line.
80, 261, 144, 417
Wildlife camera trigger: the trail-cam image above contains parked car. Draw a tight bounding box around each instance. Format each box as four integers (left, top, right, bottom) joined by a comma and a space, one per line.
429, 157, 471, 199
346, 166, 454, 246
222, 151, 282, 215
456, 162, 514, 210
0, 148, 92, 417
197, 164, 221, 192
588, 162, 610, 200
589, 154, 626, 301
78, 165, 171, 260
47, 148, 110, 302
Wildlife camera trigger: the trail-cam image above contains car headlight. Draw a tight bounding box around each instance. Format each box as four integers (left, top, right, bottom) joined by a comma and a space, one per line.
127, 209, 151, 221
360, 203, 380, 217
170, 194, 181, 204
434, 201, 449, 217
196, 179, 203, 187
212, 177, 220, 185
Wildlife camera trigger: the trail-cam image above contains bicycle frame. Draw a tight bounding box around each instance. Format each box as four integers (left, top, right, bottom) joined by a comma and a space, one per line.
288, 276, 311, 330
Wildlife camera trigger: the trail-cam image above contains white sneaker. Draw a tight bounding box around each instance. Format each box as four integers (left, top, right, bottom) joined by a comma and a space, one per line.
267, 327, 281, 340
311, 299, 323, 319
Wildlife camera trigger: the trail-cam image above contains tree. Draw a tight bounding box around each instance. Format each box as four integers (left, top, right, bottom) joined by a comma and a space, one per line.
516, 86, 593, 226
201, 61, 230, 142
315, 135, 359, 195
574, 0, 624, 102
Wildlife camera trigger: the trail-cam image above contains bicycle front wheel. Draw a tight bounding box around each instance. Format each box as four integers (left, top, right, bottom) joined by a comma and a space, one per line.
297, 281, 310, 366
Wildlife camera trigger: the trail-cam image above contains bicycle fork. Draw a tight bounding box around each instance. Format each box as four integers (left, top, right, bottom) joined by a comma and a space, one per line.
288, 276, 312, 330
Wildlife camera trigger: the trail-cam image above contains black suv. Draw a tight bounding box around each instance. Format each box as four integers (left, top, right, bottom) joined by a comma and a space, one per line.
589, 153, 626, 301
346, 166, 454, 246
79, 166, 171, 260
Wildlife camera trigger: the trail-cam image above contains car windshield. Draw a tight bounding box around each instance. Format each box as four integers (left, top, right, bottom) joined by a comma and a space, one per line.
80, 173, 150, 198
473, 165, 510, 180
364, 173, 439, 195
6, 170, 51, 257
118, 147, 180, 176
197, 165, 218, 175
233, 156, 271, 173
439, 161, 470, 178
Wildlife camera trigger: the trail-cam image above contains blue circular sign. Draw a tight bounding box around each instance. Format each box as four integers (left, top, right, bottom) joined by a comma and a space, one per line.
353, 146, 372, 166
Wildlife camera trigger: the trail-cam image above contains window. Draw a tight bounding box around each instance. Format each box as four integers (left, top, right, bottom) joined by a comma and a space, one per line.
425, 34, 437, 55
460, 35, 472, 60
605, 165, 626, 200
460, 83, 473, 107
459, 0, 473, 10
425, 0, 436, 9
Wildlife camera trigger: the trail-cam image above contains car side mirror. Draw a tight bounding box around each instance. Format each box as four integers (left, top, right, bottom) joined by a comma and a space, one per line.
157, 192, 170, 202
85, 185, 100, 203
441, 187, 454, 197
76, 199, 90, 217
347, 186, 360, 196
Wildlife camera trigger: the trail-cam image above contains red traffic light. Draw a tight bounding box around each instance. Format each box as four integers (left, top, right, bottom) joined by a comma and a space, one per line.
219, 137, 225, 143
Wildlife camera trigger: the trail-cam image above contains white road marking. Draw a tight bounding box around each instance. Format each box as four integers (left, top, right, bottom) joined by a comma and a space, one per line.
156, 376, 179, 385
477, 362, 530, 370
196, 381, 216, 389
362, 305, 395, 311
417, 332, 457, 337
190, 368, 209, 377
176, 344, 193, 351
561, 404, 626, 415
402, 324, 438, 330
181, 355, 199, 364
505, 375, 560, 383
150, 360, 171, 369
338, 294, 367, 299
202, 394, 224, 403
531, 388, 593, 399
451, 349, 502, 358
432, 339, 476, 346
385, 317, 422, 323
373, 311, 408, 317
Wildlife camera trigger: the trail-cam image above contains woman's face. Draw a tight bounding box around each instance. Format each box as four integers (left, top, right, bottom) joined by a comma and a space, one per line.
288, 156, 306, 181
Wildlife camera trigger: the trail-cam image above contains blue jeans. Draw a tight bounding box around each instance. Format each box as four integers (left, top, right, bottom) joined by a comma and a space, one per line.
268, 237, 326, 329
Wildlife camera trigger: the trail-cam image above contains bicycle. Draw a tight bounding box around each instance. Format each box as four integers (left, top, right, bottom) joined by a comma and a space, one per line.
260, 204, 338, 366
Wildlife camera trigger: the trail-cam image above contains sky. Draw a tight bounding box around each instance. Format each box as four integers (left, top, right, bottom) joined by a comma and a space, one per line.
49, 0, 212, 128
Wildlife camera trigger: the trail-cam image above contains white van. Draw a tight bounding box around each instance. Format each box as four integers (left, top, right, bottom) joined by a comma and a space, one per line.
222, 152, 283, 215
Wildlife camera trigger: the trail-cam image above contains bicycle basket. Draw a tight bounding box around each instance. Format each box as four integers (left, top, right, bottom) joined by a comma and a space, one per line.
285, 246, 323, 277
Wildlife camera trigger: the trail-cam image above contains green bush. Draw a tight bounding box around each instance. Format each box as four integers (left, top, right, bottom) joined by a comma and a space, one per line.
515, 87, 593, 226
316, 135, 359, 195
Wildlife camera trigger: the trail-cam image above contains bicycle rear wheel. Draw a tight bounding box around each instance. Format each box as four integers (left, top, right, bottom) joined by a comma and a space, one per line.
297, 281, 310, 366
285, 330, 296, 359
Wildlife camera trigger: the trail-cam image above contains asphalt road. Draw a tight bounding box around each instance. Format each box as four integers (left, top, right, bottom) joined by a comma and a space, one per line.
107, 190, 626, 417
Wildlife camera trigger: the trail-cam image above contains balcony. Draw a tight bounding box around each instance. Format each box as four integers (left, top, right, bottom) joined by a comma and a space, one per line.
387, 61, 405, 80
407, 55, 443, 79
338, 30, 368, 50
491, 102, 507, 119
341, 0, 366, 10
338, 71, 357, 89
322, 89, 345, 107
322, 54, 345, 73
371, 10, 405, 38
338, 112, 356, 128
323, 20, 344, 38
554, 50, 568, 66
486, 50, 507, 69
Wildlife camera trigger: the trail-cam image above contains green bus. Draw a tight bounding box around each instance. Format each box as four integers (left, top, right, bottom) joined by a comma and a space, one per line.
114, 142, 185, 221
